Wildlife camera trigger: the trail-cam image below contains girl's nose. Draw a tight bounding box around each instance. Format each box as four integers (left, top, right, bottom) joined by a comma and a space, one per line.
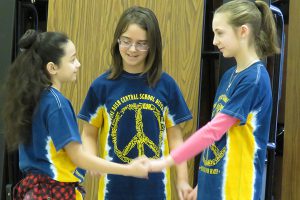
213, 36, 218, 46
76, 59, 81, 68
128, 44, 138, 52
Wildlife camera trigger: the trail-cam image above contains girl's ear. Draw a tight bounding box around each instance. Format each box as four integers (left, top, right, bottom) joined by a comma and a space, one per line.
46, 62, 58, 75
240, 24, 250, 38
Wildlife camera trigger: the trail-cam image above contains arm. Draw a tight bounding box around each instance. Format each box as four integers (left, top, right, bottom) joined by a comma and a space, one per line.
167, 125, 193, 200
81, 122, 102, 176
81, 122, 98, 155
64, 141, 149, 178
171, 113, 238, 164
150, 113, 238, 171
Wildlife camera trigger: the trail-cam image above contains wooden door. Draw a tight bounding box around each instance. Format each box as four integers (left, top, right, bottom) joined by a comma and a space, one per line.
47, 1, 204, 199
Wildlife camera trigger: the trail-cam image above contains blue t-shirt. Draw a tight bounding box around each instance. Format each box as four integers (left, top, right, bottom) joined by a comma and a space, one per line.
197, 61, 272, 200
19, 87, 85, 183
78, 71, 192, 200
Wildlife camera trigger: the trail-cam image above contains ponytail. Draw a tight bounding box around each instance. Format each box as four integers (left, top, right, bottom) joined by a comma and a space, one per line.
215, 0, 280, 58
255, 0, 280, 58
2, 29, 69, 151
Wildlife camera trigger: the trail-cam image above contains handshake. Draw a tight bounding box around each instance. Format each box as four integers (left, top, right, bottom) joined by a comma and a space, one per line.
126, 155, 198, 200
126, 155, 175, 179
88, 155, 198, 200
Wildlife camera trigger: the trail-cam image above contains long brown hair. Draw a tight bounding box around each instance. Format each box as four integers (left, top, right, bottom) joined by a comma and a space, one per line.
109, 6, 162, 87
2, 29, 69, 150
215, 0, 279, 58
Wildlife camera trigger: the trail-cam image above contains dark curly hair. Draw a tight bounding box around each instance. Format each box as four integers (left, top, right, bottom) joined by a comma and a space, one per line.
2, 29, 69, 151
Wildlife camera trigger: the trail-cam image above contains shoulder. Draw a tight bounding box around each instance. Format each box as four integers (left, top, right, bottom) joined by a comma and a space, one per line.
41, 87, 68, 108
88, 71, 113, 92
92, 71, 110, 85
159, 72, 178, 85
242, 62, 269, 84
38, 88, 72, 117
220, 66, 236, 83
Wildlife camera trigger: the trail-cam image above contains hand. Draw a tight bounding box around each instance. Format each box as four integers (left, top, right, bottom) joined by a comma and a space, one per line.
186, 185, 198, 200
128, 156, 149, 178
176, 180, 193, 200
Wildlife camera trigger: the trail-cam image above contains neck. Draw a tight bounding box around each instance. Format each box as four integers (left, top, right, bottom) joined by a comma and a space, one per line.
123, 64, 145, 74
51, 82, 61, 91
235, 46, 260, 72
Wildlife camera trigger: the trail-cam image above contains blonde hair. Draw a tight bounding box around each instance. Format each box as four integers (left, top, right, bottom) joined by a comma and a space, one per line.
215, 0, 280, 58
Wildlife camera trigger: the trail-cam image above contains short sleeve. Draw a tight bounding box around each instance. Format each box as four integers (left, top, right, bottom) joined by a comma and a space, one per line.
78, 84, 103, 128
47, 106, 81, 151
167, 80, 192, 127
221, 81, 259, 125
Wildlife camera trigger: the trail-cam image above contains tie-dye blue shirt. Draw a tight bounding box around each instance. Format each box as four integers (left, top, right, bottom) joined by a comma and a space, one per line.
78, 71, 192, 200
19, 87, 85, 183
197, 61, 272, 200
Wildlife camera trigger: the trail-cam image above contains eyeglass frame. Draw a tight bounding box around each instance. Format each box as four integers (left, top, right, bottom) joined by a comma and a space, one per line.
117, 38, 149, 51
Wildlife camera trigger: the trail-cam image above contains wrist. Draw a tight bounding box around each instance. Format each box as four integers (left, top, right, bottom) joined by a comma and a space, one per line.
123, 164, 132, 176
165, 155, 175, 167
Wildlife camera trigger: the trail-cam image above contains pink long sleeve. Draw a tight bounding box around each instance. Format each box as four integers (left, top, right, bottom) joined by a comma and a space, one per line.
170, 113, 238, 164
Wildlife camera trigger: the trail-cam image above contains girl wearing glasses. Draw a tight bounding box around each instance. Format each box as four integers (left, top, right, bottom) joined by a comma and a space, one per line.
150, 1, 279, 200
78, 6, 193, 200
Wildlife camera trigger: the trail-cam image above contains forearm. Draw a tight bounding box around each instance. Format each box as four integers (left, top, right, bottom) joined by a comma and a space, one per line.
167, 126, 189, 182
175, 162, 189, 182
171, 113, 238, 164
66, 142, 131, 176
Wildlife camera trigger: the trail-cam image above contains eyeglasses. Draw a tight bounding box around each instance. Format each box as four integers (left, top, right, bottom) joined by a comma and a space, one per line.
118, 38, 149, 51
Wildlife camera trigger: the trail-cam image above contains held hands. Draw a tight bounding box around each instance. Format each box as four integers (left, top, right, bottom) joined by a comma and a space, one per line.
149, 155, 175, 172
127, 155, 150, 178
127, 155, 175, 178
185, 185, 198, 200
177, 180, 193, 200
148, 158, 169, 172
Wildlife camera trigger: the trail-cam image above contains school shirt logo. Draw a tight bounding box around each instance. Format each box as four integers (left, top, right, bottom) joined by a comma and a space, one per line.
110, 93, 165, 162
200, 94, 228, 175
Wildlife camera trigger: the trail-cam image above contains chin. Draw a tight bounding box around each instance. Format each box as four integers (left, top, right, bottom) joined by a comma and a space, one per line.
221, 53, 233, 58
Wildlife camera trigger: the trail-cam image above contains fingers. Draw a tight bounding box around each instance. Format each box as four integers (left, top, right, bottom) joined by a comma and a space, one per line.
182, 187, 193, 199
134, 155, 148, 161
186, 186, 197, 200
178, 190, 184, 200
130, 156, 150, 179
130, 156, 169, 178
177, 181, 193, 200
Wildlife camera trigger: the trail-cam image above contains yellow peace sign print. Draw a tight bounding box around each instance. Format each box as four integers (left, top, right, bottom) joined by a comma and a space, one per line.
203, 95, 228, 166
202, 144, 226, 166
111, 102, 164, 163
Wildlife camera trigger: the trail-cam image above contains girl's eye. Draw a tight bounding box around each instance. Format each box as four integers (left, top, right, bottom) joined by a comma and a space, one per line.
123, 40, 131, 45
137, 42, 147, 46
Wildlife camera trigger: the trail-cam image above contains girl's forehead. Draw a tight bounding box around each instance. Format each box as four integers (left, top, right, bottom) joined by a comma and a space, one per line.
212, 13, 230, 29
62, 40, 76, 58
121, 24, 147, 40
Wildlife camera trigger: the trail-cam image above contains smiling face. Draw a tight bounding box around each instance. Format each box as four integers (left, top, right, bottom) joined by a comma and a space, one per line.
119, 23, 149, 73
56, 40, 80, 82
48, 40, 81, 89
212, 13, 241, 58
